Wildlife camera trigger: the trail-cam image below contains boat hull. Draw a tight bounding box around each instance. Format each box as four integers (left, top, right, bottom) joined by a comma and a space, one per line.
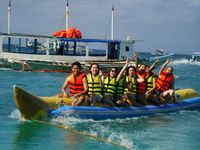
0, 58, 70, 72
1, 56, 173, 72
13, 86, 198, 120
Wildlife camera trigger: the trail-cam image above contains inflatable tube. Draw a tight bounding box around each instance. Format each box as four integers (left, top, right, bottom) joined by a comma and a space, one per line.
13, 86, 198, 120
50, 97, 200, 120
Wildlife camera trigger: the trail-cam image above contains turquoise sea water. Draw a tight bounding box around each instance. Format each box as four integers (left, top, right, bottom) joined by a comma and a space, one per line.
1, 56, 200, 150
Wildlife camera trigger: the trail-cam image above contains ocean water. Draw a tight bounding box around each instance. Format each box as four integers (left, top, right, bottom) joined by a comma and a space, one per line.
1, 55, 200, 150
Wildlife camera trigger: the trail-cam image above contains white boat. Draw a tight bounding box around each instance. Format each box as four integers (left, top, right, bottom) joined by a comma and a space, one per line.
0, 32, 137, 72
151, 49, 165, 56
190, 52, 200, 63
0, 1, 173, 72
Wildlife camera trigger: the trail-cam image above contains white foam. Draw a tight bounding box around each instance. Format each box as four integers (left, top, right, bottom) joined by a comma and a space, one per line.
189, 61, 200, 66
174, 75, 180, 79
0, 68, 11, 71
9, 109, 28, 122
171, 59, 200, 66
108, 132, 134, 150
51, 116, 139, 150
171, 59, 190, 65
9, 109, 21, 119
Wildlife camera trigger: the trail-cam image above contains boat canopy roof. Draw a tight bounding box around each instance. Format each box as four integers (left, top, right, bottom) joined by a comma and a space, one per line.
0, 32, 121, 44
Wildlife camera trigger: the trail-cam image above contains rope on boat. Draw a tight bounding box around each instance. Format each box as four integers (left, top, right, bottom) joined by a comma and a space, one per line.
33, 119, 132, 150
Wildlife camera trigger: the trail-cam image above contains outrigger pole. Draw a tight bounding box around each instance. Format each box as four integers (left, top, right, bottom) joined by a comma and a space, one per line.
111, 4, 114, 40
8, 0, 11, 34
66, 0, 69, 30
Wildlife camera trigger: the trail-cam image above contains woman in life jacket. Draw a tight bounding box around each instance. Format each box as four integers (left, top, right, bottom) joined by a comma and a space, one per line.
87, 63, 103, 106
61, 61, 88, 106
145, 59, 160, 105
134, 53, 154, 105
120, 65, 144, 106
102, 58, 130, 106
137, 64, 148, 105
115, 69, 127, 106
156, 59, 175, 103
122, 66, 138, 106
134, 53, 148, 105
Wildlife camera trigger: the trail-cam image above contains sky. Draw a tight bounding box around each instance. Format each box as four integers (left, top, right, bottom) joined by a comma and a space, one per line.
0, 0, 200, 54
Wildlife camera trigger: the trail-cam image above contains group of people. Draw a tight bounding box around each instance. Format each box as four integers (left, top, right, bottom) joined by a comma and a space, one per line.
59, 56, 175, 107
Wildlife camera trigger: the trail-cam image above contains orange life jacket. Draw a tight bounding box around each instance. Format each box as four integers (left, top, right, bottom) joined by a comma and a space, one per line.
68, 72, 86, 96
156, 71, 174, 92
52, 28, 82, 38
136, 72, 147, 93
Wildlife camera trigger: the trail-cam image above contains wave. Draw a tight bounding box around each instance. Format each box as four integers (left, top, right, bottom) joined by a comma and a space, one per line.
9, 109, 28, 122
171, 59, 200, 66
171, 59, 190, 65
189, 61, 200, 66
9, 109, 21, 119
0, 68, 11, 71
51, 116, 138, 149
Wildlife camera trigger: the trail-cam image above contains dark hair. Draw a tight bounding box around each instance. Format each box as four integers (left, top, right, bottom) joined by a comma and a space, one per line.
127, 66, 136, 75
139, 64, 146, 69
90, 63, 99, 70
128, 66, 136, 71
71, 61, 81, 69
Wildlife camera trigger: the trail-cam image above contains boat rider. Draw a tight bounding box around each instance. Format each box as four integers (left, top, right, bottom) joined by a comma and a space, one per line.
145, 59, 160, 105
61, 61, 88, 106
87, 63, 104, 106
115, 68, 127, 106
117, 54, 145, 106
134, 54, 149, 105
122, 65, 145, 106
102, 58, 130, 107
155, 59, 175, 103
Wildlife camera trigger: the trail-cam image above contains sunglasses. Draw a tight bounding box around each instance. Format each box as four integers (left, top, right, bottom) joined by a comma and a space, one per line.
111, 70, 116, 72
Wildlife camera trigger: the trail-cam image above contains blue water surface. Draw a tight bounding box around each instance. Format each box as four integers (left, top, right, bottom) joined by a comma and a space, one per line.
0, 57, 200, 150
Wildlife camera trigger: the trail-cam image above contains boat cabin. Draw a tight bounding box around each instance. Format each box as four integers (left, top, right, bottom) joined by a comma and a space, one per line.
0, 33, 135, 62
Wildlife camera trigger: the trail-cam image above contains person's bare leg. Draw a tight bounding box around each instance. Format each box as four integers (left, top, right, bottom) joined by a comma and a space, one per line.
102, 95, 116, 107
73, 95, 85, 106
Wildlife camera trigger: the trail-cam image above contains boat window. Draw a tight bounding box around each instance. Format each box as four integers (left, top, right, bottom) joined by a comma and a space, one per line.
108, 43, 119, 59
125, 46, 129, 52
2, 37, 9, 52
2, 37, 21, 52
89, 49, 106, 56
88, 43, 106, 56
2, 37, 50, 54
63, 41, 86, 56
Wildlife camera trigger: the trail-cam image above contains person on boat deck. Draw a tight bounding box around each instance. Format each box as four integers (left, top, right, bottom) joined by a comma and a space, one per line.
102, 58, 130, 107
61, 61, 88, 106
145, 59, 160, 105
87, 63, 104, 106
156, 59, 175, 103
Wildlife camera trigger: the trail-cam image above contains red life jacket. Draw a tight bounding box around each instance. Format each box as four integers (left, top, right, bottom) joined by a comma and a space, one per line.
156, 71, 174, 92
68, 72, 86, 96
136, 72, 147, 93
